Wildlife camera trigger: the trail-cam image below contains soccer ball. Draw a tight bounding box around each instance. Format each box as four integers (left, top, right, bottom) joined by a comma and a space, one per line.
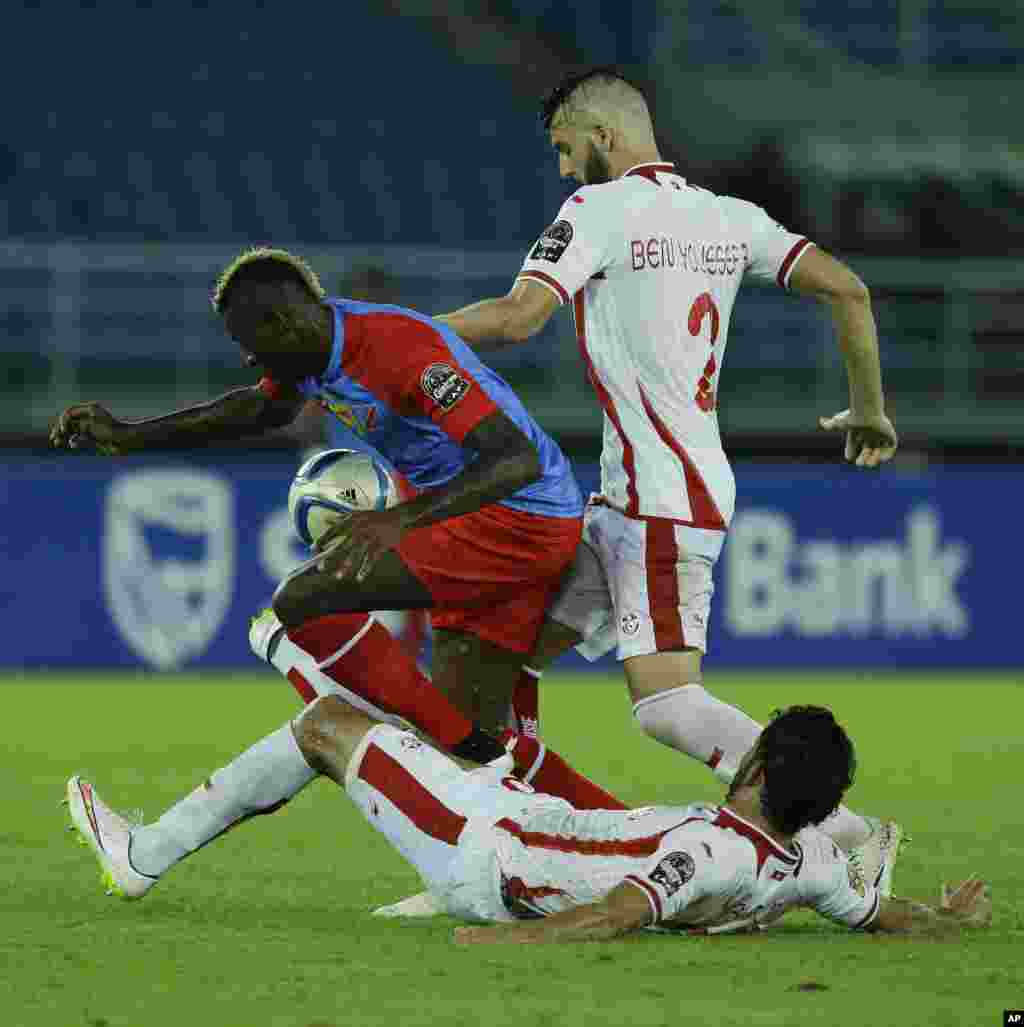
288, 448, 399, 547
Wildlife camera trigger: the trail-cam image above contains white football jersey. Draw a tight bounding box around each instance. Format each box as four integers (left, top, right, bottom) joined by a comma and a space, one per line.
518, 163, 813, 528
478, 801, 878, 931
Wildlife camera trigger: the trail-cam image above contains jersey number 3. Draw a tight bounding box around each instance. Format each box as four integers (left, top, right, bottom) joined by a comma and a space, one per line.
688, 292, 720, 413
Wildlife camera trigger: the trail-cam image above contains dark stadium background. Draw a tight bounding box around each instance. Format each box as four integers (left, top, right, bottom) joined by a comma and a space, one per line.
4, 8, 1022, 1027
2, 2, 1020, 670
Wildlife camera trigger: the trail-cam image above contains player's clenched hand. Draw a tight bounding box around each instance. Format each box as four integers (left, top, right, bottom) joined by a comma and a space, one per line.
49, 402, 126, 455
939, 877, 992, 928
316, 507, 410, 583
818, 408, 898, 468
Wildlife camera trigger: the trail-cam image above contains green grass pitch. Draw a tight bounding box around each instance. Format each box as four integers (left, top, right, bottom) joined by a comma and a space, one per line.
3, 671, 1022, 1027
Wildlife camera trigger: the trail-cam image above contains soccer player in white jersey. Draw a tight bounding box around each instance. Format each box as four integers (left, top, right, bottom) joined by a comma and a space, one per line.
65, 696, 990, 942
437, 68, 900, 867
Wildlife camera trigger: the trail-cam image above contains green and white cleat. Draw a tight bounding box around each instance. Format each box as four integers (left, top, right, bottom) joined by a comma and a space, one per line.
849, 817, 905, 898
249, 607, 285, 663
372, 891, 444, 918
65, 776, 158, 899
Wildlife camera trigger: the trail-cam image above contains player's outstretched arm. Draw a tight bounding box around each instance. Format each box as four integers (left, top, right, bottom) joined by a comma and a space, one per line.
453, 882, 652, 945
437, 279, 560, 350
49, 384, 305, 454
870, 877, 992, 936
788, 247, 897, 469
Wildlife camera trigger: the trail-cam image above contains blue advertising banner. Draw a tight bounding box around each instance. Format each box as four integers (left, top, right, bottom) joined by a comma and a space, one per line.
1, 453, 1019, 670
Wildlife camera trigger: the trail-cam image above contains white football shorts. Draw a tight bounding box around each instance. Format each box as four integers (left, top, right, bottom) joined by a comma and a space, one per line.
547, 502, 725, 661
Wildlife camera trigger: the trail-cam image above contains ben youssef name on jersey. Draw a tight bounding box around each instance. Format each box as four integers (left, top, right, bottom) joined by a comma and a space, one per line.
629, 237, 749, 276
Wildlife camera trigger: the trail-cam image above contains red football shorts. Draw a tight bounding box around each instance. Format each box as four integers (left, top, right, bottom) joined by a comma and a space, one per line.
397, 504, 582, 654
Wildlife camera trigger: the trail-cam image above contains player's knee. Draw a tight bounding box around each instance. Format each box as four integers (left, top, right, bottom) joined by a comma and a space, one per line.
292, 695, 364, 769
271, 579, 301, 629
272, 576, 322, 630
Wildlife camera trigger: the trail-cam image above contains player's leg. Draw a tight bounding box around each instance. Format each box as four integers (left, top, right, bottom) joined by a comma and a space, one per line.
268, 507, 578, 759
298, 695, 523, 918
431, 628, 524, 736
506, 618, 582, 737
67, 697, 396, 899
273, 546, 432, 623
397, 502, 581, 735
67, 716, 322, 896
270, 552, 504, 762
610, 511, 879, 852
426, 620, 626, 810
507, 664, 542, 737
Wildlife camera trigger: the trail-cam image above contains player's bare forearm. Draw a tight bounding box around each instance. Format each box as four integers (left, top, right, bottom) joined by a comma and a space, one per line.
121, 386, 302, 450
437, 296, 526, 348
51, 387, 294, 455
789, 248, 885, 417
872, 898, 966, 936
454, 902, 640, 945
826, 291, 886, 418
397, 412, 541, 529
872, 879, 992, 935
454, 883, 651, 944
438, 279, 560, 349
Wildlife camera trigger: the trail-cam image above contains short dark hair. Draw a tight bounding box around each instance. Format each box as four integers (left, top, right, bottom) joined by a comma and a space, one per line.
540, 66, 646, 130
757, 706, 856, 835
212, 247, 325, 314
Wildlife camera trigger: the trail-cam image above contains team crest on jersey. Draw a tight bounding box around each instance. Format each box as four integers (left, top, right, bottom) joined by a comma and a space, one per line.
322, 398, 377, 437
420, 363, 470, 411
847, 863, 867, 897
649, 851, 695, 896
530, 219, 573, 263
620, 612, 641, 636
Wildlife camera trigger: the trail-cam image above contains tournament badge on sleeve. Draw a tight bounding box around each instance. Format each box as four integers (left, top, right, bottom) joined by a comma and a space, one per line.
530, 220, 574, 263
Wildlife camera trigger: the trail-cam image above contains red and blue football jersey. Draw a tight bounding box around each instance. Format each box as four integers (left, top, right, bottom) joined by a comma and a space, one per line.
264, 299, 583, 520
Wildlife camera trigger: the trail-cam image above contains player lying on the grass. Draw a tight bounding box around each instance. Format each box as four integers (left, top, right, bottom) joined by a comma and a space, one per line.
66, 700, 990, 942
430, 66, 900, 862
49, 247, 587, 772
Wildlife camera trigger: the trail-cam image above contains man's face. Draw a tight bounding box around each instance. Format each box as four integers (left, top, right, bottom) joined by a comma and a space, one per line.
223, 283, 327, 380
549, 121, 613, 187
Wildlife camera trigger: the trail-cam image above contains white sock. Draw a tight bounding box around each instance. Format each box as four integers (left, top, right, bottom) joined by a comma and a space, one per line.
632, 684, 872, 850
130, 723, 317, 877
814, 806, 873, 851
633, 684, 761, 778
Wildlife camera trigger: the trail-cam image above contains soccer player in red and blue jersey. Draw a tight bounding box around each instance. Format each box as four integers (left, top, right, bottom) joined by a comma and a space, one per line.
50, 248, 584, 777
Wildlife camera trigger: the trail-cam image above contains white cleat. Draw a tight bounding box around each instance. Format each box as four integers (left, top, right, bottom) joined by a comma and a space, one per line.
249, 607, 285, 663
65, 776, 158, 899
372, 891, 444, 918
849, 817, 905, 898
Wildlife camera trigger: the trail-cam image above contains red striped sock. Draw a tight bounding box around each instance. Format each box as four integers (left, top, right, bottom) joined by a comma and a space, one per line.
288, 614, 475, 751
505, 734, 628, 811
509, 666, 541, 737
